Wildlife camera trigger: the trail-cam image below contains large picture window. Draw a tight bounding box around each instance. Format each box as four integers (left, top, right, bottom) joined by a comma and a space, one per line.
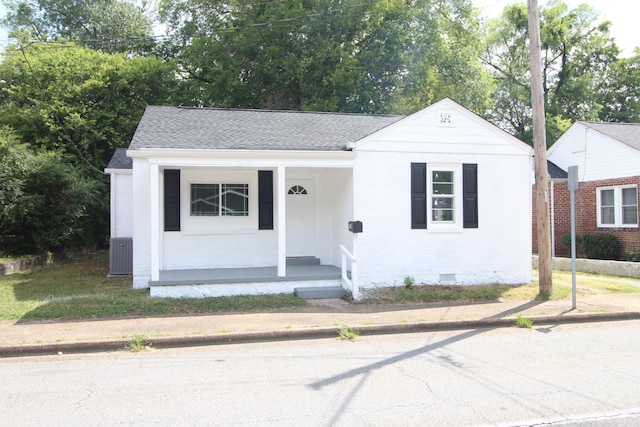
190, 183, 249, 217
597, 185, 638, 228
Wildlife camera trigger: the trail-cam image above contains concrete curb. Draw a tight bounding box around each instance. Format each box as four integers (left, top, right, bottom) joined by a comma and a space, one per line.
2, 311, 639, 358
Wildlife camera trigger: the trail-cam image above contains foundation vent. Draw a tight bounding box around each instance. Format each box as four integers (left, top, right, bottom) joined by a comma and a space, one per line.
439, 274, 456, 284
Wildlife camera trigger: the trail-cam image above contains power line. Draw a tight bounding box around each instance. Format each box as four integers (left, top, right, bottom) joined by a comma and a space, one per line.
8, 0, 391, 49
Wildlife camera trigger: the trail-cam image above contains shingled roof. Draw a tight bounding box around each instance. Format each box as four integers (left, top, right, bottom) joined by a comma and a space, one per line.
580, 121, 640, 151
128, 106, 404, 151
105, 148, 132, 170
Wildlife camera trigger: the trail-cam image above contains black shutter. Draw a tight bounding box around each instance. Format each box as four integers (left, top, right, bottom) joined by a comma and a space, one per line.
411, 163, 427, 229
258, 170, 274, 230
164, 169, 181, 231
463, 163, 478, 228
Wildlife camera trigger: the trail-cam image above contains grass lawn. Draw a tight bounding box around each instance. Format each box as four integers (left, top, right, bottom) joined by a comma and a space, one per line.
0, 252, 307, 321
1, 252, 639, 321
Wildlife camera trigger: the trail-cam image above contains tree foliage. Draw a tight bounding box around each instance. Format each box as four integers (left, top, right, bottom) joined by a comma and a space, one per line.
482, 0, 620, 144
598, 49, 640, 123
0, 134, 101, 254
0, 42, 178, 169
158, 0, 492, 114
1, 0, 156, 53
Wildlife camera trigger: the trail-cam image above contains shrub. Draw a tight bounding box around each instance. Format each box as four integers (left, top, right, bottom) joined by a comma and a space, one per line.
0, 140, 101, 254
625, 252, 640, 263
580, 233, 620, 260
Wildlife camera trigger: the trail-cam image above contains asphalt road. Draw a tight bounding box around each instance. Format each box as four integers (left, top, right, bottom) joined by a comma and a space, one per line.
2, 320, 640, 426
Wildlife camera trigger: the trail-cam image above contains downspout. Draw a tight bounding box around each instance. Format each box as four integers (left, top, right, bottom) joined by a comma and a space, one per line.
550, 180, 555, 257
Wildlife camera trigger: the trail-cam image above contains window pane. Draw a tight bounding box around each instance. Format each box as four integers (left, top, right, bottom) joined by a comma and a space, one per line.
433, 209, 454, 221
432, 171, 453, 183
623, 206, 638, 225
622, 187, 637, 205
432, 197, 453, 209
191, 184, 219, 216
600, 189, 614, 207
601, 206, 615, 224
221, 184, 249, 216
622, 187, 638, 225
433, 183, 453, 195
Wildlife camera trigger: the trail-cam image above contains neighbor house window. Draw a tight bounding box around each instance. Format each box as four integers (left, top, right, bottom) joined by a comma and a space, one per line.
597, 185, 638, 227
190, 183, 249, 217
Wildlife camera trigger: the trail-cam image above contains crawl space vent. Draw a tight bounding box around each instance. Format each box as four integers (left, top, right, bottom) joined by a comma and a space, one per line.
439, 274, 456, 284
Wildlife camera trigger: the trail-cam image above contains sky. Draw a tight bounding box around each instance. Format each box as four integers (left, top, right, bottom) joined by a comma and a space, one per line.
0, 1, 638, 54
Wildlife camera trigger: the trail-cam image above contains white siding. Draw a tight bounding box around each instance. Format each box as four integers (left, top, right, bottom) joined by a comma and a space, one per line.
109, 171, 133, 238
548, 123, 640, 182
131, 158, 151, 289
352, 99, 533, 286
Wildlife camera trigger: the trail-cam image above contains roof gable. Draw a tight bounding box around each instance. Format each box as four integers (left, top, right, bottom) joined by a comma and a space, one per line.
580, 121, 640, 151
128, 106, 403, 152
352, 97, 533, 155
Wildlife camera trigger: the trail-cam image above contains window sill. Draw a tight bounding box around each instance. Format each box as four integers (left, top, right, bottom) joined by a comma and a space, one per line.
177, 229, 260, 236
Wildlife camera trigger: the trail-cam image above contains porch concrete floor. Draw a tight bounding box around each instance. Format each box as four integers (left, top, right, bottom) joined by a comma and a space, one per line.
152, 265, 341, 286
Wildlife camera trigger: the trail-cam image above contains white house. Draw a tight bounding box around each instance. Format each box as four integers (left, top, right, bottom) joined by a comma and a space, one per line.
106, 98, 534, 298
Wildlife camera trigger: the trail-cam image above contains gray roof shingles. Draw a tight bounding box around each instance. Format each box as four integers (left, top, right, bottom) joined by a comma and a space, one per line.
580, 121, 640, 151
106, 147, 132, 170
128, 106, 404, 152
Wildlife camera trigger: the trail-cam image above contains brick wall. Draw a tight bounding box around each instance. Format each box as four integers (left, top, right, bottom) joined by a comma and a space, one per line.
533, 176, 640, 258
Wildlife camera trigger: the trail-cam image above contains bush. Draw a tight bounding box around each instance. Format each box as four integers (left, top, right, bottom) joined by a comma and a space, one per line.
580, 233, 620, 260
0, 138, 101, 254
626, 252, 640, 263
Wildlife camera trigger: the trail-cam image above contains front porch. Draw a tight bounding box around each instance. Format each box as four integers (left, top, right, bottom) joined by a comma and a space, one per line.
149, 258, 347, 298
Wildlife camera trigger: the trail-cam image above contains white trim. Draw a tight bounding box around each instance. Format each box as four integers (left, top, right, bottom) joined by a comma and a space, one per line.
104, 168, 132, 175
426, 164, 464, 231
277, 166, 286, 277
596, 184, 638, 228
150, 164, 160, 281
126, 148, 357, 168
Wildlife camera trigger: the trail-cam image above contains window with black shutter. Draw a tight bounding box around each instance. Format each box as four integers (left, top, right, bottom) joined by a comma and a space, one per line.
164, 169, 181, 231
258, 170, 274, 230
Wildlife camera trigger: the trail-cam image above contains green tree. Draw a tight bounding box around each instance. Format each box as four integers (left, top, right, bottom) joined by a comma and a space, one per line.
158, 0, 491, 114
1, 0, 156, 53
0, 135, 100, 254
598, 49, 640, 123
0, 42, 178, 169
482, 0, 619, 144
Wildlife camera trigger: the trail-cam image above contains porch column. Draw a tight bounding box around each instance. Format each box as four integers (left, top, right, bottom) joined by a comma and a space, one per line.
277, 165, 286, 277
150, 163, 160, 281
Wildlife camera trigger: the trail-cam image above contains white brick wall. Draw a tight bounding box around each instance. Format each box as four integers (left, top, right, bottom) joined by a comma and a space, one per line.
131, 158, 151, 289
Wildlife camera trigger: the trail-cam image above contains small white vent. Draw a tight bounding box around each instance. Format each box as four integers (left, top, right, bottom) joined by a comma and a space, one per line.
439, 112, 453, 126
439, 273, 456, 284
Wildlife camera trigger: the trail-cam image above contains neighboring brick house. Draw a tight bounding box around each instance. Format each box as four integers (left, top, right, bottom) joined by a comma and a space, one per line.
107, 98, 534, 298
533, 122, 640, 258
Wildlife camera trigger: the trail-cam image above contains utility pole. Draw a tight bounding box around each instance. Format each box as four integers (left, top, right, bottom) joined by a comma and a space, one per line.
527, 0, 553, 295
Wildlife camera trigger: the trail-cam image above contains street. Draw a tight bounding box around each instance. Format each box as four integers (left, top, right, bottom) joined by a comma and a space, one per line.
2, 320, 640, 426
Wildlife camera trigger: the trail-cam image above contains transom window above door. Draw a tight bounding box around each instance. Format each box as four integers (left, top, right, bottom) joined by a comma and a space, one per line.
190, 183, 249, 216
288, 185, 308, 195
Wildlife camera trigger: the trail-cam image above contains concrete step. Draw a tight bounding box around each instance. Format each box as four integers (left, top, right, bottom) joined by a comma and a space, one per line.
294, 286, 346, 299
286, 257, 321, 266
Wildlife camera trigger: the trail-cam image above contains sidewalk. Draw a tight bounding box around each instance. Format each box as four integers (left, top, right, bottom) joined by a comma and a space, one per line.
2, 293, 640, 358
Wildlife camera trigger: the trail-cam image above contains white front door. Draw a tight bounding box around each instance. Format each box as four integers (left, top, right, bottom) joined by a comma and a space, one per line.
286, 179, 316, 257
